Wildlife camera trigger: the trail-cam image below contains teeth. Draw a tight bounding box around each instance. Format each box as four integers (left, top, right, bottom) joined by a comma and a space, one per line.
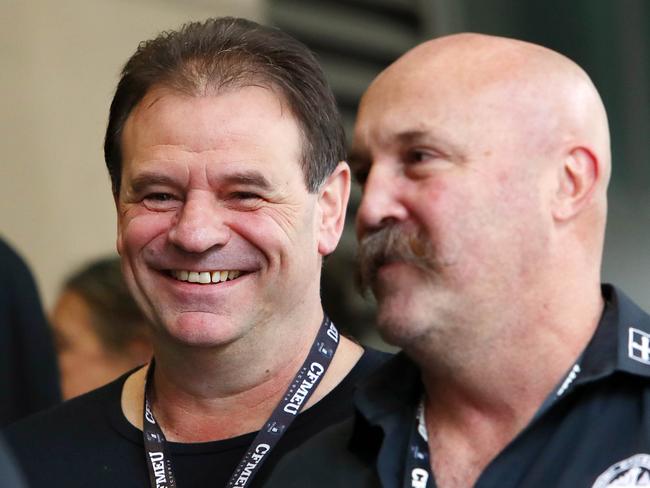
171, 269, 243, 284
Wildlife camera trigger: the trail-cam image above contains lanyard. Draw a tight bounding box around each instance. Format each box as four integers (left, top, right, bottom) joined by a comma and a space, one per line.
142, 316, 340, 488
403, 399, 433, 488
402, 356, 585, 488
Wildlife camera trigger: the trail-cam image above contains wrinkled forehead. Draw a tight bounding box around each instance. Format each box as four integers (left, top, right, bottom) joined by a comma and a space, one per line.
356, 72, 518, 152
354, 47, 567, 157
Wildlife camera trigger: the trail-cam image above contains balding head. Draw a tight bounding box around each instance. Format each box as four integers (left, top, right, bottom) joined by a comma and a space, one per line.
354, 33, 611, 347
362, 33, 610, 190
356, 32, 611, 242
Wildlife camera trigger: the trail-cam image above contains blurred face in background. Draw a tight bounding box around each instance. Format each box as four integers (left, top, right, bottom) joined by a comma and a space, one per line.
51, 290, 151, 400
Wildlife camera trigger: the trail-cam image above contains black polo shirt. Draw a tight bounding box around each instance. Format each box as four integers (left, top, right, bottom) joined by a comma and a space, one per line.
266, 285, 650, 487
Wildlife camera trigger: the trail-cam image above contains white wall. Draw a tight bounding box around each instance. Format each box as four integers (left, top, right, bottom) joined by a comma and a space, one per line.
0, 0, 264, 307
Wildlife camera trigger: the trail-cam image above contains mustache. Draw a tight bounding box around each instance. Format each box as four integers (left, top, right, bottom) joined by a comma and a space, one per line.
356, 225, 437, 295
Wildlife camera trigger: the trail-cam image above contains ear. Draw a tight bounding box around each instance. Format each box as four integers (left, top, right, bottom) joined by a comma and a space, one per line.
552, 147, 600, 221
317, 161, 351, 256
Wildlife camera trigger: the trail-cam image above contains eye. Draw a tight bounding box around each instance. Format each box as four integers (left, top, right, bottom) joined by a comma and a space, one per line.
143, 193, 180, 210
147, 193, 174, 201
405, 148, 433, 164
225, 191, 265, 211
350, 158, 372, 186
353, 166, 370, 186
231, 191, 261, 200
402, 147, 452, 177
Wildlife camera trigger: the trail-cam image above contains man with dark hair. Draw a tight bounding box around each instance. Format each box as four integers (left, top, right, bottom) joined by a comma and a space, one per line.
266, 33, 650, 487
4, 17, 386, 487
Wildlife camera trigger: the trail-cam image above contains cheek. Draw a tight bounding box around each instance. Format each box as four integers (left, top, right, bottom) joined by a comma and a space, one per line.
415, 180, 471, 239
120, 212, 173, 255
228, 208, 316, 263
415, 180, 498, 261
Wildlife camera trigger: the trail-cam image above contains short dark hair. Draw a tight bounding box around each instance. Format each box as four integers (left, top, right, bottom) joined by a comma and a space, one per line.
104, 17, 345, 194
63, 256, 150, 352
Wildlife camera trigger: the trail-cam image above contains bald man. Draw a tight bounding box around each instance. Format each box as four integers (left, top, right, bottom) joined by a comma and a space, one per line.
266, 34, 650, 488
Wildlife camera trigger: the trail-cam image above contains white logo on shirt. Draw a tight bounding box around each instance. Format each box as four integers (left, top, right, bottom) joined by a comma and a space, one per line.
411, 468, 429, 488
628, 328, 650, 365
592, 454, 650, 487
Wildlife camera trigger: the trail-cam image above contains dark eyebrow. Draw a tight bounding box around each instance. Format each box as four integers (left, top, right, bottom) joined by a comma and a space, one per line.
128, 173, 179, 195
396, 130, 429, 144
220, 171, 273, 191
397, 129, 458, 159
126, 169, 274, 195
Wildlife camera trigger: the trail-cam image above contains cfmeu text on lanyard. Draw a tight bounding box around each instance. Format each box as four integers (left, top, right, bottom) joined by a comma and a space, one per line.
142, 316, 340, 488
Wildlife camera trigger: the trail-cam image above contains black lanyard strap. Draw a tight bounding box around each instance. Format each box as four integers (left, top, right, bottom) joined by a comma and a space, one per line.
142, 316, 340, 488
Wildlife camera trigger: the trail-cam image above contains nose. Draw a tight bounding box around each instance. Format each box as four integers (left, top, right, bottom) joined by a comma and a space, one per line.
355, 163, 408, 238
168, 192, 231, 253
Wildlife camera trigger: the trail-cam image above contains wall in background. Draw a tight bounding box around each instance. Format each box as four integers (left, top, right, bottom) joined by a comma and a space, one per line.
1, 0, 647, 340
0, 0, 263, 307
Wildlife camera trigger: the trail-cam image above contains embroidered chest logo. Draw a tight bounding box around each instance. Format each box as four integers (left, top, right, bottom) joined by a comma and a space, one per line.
592, 454, 650, 487
628, 328, 650, 365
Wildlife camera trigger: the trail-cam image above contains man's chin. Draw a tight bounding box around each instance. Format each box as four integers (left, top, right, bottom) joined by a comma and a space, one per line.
159, 311, 246, 349
374, 291, 440, 346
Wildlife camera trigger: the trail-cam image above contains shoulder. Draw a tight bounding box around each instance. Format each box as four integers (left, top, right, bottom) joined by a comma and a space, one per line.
265, 417, 380, 487
346, 346, 393, 382
2, 373, 147, 487
0, 237, 39, 300
0, 237, 28, 273
0, 437, 28, 488
3, 373, 126, 451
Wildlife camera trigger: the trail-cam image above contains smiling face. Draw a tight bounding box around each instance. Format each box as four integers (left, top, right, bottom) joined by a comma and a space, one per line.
353, 41, 557, 349
116, 85, 327, 349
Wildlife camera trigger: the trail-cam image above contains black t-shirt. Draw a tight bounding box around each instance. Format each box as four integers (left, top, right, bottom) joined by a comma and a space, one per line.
3, 348, 388, 488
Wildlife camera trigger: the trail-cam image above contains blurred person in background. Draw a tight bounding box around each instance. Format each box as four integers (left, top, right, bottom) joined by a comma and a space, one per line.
0, 237, 60, 427
51, 256, 152, 400
0, 436, 27, 488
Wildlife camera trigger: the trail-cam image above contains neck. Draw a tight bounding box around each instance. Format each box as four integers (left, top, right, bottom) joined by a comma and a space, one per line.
121, 310, 364, 442
410, 279, 604, 487
415, 279, 603, 409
